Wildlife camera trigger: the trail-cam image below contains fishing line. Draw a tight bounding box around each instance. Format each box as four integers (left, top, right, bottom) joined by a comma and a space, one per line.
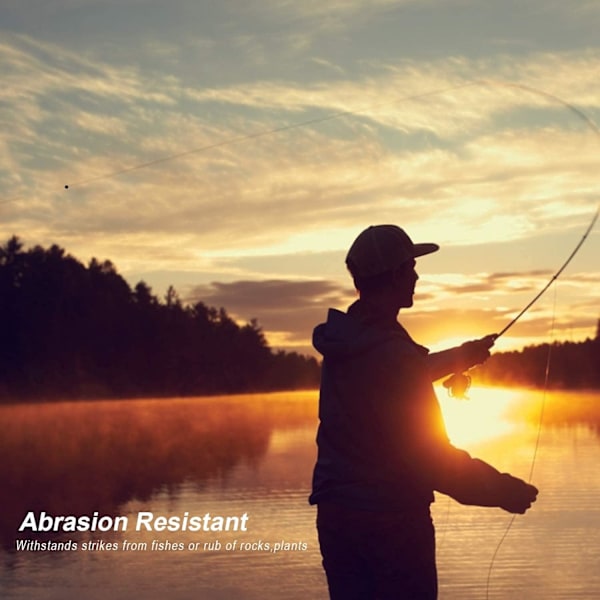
528, 285, 557, 484
480, 80, 600, 137
416, 82, 599, 597
485, 284, 557, 600
443, 202, 599, 397
60, 78, 600, 191
54, 76, 599, 597
443, 84, 600, 398
62, 82, 476, 190
477, 84, 598, 600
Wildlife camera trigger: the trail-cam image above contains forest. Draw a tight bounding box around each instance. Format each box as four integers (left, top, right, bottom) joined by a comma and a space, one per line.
471, 326, 600, 390
0, 236, 320, 402
1, 236, 597, 402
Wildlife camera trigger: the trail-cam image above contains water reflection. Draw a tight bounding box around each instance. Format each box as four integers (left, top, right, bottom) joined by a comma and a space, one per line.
0, 392, 318, 550
2, 388, 598, 551
437, 386, 519, 446
1, 388, 600, 599
438, 385, 600, 450
505, 389, 600, 435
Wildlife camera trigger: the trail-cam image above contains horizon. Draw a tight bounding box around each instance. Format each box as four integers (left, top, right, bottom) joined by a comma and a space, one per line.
4, 232, 598, 361
1, 1, 599, 356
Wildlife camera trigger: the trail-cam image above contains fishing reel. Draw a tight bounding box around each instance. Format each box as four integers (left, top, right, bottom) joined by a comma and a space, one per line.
443, 372, 472, 400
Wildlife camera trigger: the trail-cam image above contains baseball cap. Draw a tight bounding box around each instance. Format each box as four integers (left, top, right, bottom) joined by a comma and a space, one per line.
346, 225, 439, 278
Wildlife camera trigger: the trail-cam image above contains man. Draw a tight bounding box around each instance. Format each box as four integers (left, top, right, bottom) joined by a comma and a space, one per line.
309, 224, 538, 600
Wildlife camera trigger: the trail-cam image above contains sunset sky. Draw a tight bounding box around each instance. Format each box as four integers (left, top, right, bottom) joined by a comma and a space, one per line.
1, 0, 599, 356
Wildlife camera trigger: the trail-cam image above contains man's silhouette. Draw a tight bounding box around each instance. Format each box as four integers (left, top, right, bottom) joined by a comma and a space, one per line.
310, 224, 538, 599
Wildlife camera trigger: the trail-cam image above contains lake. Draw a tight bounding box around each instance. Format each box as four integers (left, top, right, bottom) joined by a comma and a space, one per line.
1, 387, 599, 599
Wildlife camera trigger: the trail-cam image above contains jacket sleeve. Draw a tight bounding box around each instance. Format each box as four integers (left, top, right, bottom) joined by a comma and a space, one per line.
427, 335, 496, 382
384, 348, 534, 512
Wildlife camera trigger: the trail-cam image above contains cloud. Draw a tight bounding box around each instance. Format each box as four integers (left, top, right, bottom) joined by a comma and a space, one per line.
232, 0, 427, 39
421, 269, 600, 318
186, 278, 354, 349
1, 27, 598, 354
3, 35, 599, 249
188, 278, 348, 310
183, 275, 521, 353
182, 268, 599, 354
431, 270, 554, 295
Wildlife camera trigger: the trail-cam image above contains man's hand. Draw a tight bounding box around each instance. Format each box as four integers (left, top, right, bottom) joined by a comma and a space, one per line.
459, 334, 497, 369
497, 474, 539, 514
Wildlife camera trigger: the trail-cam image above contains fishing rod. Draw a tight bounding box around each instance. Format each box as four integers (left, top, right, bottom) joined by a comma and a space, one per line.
481, 213, 600, 600
495, 207, 599, 339
58, 75, 600, 398
57, 76, 599, 352
433, 85, 600, 600
443, 204, 599, 399
442, 206, 600, 597
436, 79, 600, 399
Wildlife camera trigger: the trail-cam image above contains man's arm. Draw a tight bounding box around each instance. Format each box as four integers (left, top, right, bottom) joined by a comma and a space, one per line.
391, 350, 538, 515
427, 334, 497, 381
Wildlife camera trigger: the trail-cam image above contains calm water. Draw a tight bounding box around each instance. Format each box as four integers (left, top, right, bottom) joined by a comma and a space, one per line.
1, 388, 599, 599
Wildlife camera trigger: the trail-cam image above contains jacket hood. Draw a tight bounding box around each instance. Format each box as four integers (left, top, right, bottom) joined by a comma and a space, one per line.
313, 308, 401, 359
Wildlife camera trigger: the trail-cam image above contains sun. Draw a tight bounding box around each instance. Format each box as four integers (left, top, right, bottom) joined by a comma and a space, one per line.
436, 385, 520, 447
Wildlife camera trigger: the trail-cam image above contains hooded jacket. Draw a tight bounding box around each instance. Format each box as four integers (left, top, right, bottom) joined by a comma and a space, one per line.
309, 300, 520, 512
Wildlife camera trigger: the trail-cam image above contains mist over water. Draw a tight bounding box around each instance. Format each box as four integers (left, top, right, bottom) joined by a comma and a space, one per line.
1, 389, 599, 599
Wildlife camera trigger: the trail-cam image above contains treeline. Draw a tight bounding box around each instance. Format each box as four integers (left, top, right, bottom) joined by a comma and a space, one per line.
472, 334, 600, 390
0, 236, 320, 402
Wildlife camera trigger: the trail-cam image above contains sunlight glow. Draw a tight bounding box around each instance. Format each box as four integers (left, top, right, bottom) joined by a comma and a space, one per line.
436, 385, 520, 447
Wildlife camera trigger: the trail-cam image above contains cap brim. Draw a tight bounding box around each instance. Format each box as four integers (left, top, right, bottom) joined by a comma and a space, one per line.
413, 243, 439, 258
